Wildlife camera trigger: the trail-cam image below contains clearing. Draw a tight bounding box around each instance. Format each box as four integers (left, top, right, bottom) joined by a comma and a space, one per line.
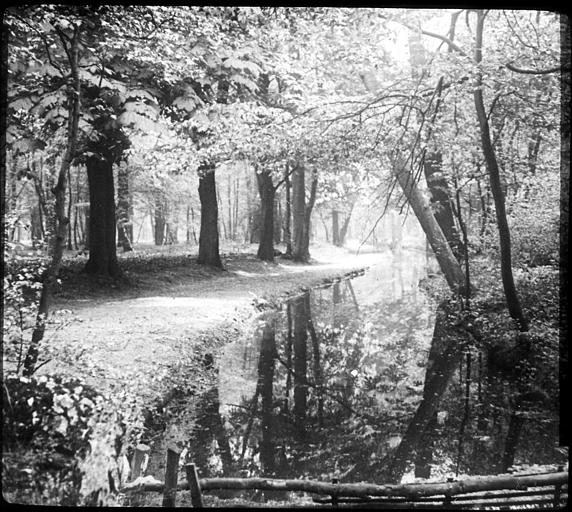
43, 243, 385, 406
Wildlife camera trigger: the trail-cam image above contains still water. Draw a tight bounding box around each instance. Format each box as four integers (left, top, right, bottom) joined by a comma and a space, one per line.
186, 244, 563, 488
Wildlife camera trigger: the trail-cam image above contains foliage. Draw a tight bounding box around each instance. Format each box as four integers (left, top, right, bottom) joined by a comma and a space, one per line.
3, 256, 46, 373
2, 6, 565, 503
2, 373, 113, 505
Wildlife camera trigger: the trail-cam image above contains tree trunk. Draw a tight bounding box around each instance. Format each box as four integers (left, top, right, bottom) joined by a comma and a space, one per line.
84, 155, 119, 276
332, 209, 340, 246
424, 152, 464, 260
154, 192, 166, 246
291, 163, 307, 261
291, 164, 317, 262
560, 12, 570, 448
273, 196, 282, 244
24, 27, 80, 375
339, 203, 354, 246
284, 163, 292, 257
473, 10, 528, 332
393, 160, 466, 295
502, 411, 524, 472
256, 168, 276, 262
197, 165, 222, 268
117, 163, 133, 251
0, 20, 7, 249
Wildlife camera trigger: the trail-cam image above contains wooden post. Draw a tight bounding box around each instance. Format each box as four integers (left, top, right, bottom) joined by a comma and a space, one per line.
554, 465, 564, 508
162, 447, 181, 507
185, 463, 204, 508
443, 477, 454, 507
331, 478, 339, 508
130, 444, 151, 481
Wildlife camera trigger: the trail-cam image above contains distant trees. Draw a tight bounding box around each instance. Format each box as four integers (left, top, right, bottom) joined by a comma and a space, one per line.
4, 6, 563, 374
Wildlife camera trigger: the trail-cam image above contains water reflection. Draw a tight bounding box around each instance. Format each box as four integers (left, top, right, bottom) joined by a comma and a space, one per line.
193, 245, 563, 492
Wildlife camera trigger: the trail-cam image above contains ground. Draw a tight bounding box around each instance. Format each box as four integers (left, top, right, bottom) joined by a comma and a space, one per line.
47, 243, 384, 398
33, 242, 385, 504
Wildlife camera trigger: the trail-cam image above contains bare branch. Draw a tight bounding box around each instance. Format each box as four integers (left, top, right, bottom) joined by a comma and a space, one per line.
505, 62, 570, 75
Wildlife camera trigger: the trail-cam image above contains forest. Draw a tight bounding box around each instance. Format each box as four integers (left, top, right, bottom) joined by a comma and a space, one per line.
1, 5, 569, 507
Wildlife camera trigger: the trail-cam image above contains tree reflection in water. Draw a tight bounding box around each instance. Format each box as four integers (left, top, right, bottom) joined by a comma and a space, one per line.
192, 247, 563, 496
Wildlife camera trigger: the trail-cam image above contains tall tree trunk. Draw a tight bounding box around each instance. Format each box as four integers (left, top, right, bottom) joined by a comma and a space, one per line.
424, 151, 464, 260
256, 168, 276, 262
332, 209, 340, 246
474, 10, 528, 332
197, 164, 222, 268
273, 196, 282, 244
502, 410, 524, 472
0, 19, 7, 252
154, 192, 166, 246
283, 163, 292, 257
339, 203, 354, 246
84, 155, 119, 276
559, 12, 570, 448
66, 167, 73, 250
292, 164, 317, 262
291, 163, 306, 261
393, 160, 466, 295
24, 27, 80, 375
117, 163, 133, 251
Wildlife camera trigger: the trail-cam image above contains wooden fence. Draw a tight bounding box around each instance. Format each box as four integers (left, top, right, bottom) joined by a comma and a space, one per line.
119, 445, 568, 508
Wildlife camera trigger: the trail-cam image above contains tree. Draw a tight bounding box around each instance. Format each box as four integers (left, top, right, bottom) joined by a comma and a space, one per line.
84, 105, 130, 276
116, 162, 133, 251
256, 166, 277, 261
472, 10, 528, 331
291, 162, 317, 262
10, 7, 83, 374
196, 163, 222, 267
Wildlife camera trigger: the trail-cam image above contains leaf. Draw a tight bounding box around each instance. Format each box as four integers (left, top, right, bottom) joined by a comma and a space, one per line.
127, 88, 158, 102
172, 96, 198, 112
9, 97, 33, 111
230, 73, 258, 92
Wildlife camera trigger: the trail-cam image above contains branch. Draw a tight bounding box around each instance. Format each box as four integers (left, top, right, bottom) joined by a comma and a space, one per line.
505, 62, 570, 75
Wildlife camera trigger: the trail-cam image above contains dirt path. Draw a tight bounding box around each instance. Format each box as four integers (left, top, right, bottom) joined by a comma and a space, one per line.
43, 246, 386, 404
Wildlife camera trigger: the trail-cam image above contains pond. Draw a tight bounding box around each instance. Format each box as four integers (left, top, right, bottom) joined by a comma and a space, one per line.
185, 242, 564, 491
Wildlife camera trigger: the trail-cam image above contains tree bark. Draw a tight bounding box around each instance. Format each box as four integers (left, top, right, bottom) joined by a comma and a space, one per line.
473, 10, 528, 332
291, 162, 307, 261
154, 191, 166, 246
84, 155, 119, 276
117, 163, 133, 251
283, 163, 292, 257
339, 203, 354, 246
332, 209, 340, 246
197, 164, 223, 268
424, 151, 464, 260
256, 168, 276, 262
291, 163, 317, 262
0, 20, 7, 251
560, 12, 570, 448
393, 161, 466, 295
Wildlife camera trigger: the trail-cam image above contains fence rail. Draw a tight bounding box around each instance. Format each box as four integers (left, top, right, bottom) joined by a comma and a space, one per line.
119, 445, 568, 508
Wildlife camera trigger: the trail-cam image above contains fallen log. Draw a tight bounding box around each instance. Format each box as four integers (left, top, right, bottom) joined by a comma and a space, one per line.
119, 471, 568, 500
197, 472, 568, 499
